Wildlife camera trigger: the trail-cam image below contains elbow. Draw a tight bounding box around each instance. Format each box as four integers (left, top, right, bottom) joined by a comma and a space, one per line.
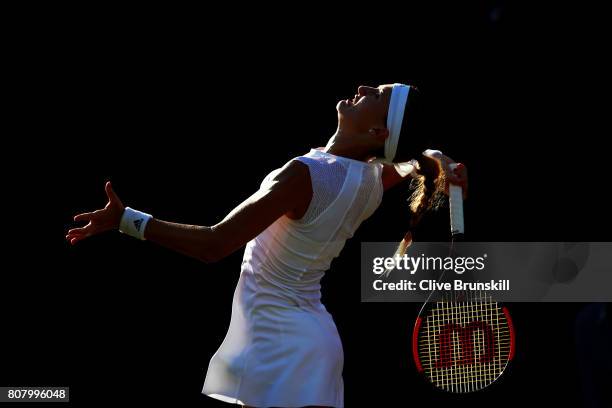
196, 230, 228, 264
195, 226, 240, 264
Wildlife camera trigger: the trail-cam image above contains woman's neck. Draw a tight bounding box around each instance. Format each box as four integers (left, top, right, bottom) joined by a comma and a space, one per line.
323, 130, 374, 162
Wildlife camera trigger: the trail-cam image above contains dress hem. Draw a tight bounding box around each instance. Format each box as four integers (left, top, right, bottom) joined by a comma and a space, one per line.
203, 391, 342, 408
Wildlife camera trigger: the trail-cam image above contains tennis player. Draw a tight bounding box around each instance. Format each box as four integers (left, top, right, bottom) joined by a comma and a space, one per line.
67, 83, 468, 407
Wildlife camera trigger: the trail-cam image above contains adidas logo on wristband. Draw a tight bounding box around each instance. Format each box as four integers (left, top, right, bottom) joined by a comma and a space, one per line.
119, 207, 152, 240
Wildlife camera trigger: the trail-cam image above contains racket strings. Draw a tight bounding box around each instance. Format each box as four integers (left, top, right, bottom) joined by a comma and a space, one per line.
418, 291, 512, 392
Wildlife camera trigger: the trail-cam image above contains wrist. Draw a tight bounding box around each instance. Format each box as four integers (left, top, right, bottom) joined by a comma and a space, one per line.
119, 207, 153, 240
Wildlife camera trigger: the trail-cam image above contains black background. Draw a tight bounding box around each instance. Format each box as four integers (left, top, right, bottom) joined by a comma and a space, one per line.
3, 2, 611, 407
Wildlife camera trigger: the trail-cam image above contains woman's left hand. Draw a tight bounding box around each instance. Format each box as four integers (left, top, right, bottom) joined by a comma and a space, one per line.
66, 181, 125, 245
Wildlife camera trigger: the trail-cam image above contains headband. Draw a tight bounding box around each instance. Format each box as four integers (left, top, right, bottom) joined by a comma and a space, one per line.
384, 83, 411, 162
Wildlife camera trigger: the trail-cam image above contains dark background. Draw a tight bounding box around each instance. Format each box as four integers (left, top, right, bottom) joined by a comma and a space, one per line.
3, 2, 611, 406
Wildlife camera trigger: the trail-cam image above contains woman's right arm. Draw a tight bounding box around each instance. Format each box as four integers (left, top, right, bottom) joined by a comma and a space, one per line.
380, 155, 468, 196
66, 160, 312, 263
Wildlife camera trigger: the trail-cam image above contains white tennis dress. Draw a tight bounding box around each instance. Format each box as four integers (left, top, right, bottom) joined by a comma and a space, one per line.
202, 148, 384, 407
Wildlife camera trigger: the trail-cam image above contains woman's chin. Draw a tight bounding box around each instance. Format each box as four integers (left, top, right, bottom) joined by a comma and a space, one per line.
337, 99, 353, 113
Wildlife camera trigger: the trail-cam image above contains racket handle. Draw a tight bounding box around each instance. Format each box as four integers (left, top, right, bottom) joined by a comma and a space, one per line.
448, 163, 464, 237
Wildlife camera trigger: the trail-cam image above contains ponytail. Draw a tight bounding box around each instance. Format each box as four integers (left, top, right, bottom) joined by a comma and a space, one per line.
408, 155, 446, 231
384, 155, 446, 268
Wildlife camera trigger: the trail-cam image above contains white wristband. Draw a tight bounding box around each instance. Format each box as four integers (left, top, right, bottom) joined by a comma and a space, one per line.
119, 207, 152, 240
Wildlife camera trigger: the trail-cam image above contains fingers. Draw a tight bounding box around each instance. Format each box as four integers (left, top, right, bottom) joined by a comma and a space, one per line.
453, 162, 467, 177
446, 172, 463, 185
449, 163, 468, 199
66, 223, 95, 243
441, 161, 468, 199
65, 230, 88, 245
66, 220, 97, 243
105, 181, 122, 206
66, 230, 93, 245
68, 235, 87, 246
73, 213, 91, 222
454, 163, 468, 184
67, 224, 91, 236
68, 181, 122, 245
439, 154, 466, 185
66, 216, 114, 244
445, 162, 466, 182
73, 210, 101, 222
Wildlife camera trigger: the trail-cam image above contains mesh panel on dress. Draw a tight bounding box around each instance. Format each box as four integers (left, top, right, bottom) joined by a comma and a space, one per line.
341, 164, 381, 236
294, 156, 348, 224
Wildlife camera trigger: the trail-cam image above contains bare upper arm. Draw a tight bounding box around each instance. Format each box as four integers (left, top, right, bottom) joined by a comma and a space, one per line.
381, 163, 408, 191
210, 160, 311, 258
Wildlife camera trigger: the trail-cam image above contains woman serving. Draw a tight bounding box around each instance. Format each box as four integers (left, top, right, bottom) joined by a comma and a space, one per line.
67, 83, 467, 408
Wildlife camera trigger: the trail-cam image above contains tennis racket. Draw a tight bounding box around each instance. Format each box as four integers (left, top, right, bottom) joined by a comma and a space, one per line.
412, 161, 516, 393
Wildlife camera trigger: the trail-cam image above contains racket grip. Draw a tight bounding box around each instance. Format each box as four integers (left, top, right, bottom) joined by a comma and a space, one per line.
448, 163, 464, 236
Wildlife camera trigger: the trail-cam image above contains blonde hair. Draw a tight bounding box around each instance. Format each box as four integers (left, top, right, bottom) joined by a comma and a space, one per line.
408, 155, 446, 229
386, 155, 447, 266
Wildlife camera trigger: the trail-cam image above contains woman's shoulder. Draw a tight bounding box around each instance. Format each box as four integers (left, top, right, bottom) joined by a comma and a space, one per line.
260, 156, 311, 190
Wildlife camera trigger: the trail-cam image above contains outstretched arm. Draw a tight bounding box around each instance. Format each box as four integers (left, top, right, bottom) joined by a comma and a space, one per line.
381, 161, 417, 191
380, 155, 468, 196
66, 160, 311, 263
